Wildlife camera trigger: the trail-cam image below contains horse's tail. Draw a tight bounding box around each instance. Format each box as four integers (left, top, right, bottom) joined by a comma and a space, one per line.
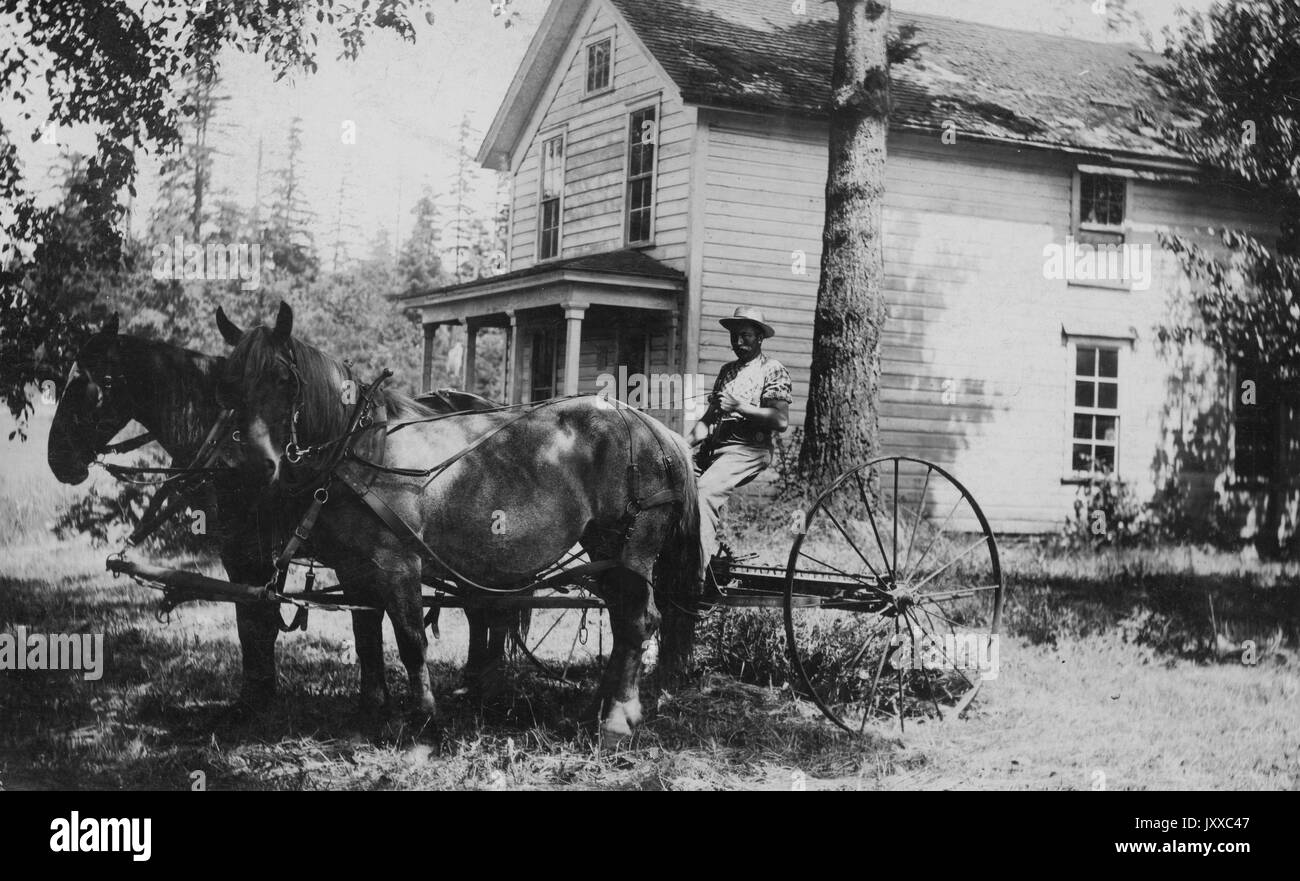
652, 426, 704, 682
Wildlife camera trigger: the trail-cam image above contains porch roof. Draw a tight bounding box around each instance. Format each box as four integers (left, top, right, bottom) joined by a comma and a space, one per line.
395, 249, 685, 325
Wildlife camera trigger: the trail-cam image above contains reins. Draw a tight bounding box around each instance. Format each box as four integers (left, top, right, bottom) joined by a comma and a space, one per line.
267, 366, 688, 598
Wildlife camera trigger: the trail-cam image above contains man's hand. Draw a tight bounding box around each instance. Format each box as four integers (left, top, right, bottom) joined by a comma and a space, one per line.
688, 419, 709, 447
719, 390, 742, 414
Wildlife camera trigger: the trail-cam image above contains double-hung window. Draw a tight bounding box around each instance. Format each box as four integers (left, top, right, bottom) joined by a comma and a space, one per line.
538, 134, 564, 260
1070, 344, 1121, 476
626, 104, 657, 245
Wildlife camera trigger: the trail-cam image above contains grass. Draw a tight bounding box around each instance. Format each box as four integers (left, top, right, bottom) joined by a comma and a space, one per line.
2, 408, 1298, 790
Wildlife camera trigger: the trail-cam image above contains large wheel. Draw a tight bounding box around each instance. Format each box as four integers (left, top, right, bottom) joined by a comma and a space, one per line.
783, 456, 1004, 732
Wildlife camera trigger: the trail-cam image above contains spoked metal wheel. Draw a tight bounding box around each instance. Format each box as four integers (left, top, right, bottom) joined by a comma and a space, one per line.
783, 456, 1004, 733
507, 548, 607, 683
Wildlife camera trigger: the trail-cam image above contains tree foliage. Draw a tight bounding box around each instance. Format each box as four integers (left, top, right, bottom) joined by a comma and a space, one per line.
1, 0, 516, 430
1144, 0, 1300, 555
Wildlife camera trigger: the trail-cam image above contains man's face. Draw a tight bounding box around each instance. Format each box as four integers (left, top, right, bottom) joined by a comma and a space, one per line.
730, 324, 763, 360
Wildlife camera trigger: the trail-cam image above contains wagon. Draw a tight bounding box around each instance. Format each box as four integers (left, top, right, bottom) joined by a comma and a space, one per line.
107, 437, 1004, 734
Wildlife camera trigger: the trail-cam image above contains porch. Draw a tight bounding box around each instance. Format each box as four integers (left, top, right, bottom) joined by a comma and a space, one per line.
395, 250, 689, 430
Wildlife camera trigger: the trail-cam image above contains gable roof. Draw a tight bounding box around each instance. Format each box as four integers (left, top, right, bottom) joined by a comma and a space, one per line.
483, 0, 1194, 168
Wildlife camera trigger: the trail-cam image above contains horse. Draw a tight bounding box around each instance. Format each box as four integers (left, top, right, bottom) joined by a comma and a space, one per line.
46, 315, 507, 710
215, 302, 703, 743
47, 315, 286, 708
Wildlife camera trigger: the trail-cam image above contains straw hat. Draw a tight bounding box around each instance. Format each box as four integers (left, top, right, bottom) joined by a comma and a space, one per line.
719, 306, 775, 339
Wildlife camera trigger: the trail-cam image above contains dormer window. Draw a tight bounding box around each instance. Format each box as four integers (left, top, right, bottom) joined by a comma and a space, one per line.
585, 37, 612, 95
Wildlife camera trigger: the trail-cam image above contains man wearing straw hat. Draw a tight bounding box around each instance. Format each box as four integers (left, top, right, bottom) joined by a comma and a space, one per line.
689, 306, 793, 562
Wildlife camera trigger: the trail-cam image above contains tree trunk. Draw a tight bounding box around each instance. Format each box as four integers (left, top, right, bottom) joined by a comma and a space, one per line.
798, 0, 891, 501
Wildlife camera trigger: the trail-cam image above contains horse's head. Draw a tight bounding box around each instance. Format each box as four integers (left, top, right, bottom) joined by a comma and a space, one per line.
48, 314, 132, 485
216, 301, 351, 488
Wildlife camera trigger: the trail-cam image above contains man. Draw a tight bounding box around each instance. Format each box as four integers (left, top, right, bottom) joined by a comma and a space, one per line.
689, 306, 793, 563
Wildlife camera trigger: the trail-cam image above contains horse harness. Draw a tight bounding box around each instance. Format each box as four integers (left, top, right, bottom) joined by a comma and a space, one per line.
269, 360, 686, 611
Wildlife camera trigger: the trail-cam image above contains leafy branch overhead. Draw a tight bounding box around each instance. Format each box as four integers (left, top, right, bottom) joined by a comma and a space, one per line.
0, 0, 514, 430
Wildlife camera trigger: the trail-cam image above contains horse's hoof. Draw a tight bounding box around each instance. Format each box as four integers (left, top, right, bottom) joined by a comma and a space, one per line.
218, 701, 256, 725
237, 680, 277, 711
597, 699, 641, 750
598, 726, 634, 751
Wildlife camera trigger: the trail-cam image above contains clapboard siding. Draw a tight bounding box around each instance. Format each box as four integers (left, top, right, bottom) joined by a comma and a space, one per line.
700, 116, 1278, 532
507, 1, 693, 270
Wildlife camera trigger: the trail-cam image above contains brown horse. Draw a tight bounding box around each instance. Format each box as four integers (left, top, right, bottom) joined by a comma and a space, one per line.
215, 303, 702, 742
46, 315, 506, 710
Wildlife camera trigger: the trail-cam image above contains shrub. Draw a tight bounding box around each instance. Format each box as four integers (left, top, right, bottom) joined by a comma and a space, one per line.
51, 453, 210, 555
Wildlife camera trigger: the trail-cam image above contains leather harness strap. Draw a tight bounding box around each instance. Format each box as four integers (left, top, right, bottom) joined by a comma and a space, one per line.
275, 384, 687, 600
124, 409, 236, 548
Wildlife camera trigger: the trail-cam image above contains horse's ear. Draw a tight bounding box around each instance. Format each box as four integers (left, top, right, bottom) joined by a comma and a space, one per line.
215, 306, 243, 346
102, 313, 119, 336
273, 300, 293, 342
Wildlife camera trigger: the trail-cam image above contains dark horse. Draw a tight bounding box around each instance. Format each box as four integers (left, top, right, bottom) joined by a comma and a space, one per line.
216, 303, 702, 743
47, 315, 286, 707
46, 315, 502, 708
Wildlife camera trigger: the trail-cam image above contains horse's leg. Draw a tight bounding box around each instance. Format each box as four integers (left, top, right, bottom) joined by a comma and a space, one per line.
463, 607, 487, 693
346, 601, 389, 713
223, 547, 279, 708
384, 558, 438, 717
480, 609, 510, 701
595, 565, 660, 747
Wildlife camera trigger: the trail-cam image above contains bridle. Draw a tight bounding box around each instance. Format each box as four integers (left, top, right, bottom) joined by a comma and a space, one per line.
279, 346, 309, 465
273, 345, 360, 468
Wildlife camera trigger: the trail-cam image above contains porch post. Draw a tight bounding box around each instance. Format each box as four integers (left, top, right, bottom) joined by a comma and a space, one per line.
462, 319, 478, 393
505, 310, 520, 404
563, 305, 585, 396
421, 321, 436, 393
667, 309, 682, 432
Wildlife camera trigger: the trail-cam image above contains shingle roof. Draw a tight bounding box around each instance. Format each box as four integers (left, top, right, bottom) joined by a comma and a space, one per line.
608, 0, 1189, 161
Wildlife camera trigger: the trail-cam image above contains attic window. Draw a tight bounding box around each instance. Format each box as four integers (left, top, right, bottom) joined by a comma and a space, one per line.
1077, 172, 1126, 245
585, 38, 612, 94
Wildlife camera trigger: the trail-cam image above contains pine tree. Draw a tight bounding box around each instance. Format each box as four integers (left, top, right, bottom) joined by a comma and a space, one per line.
444, 114, 479, 282
264, 116, 318, 282
398, 185, 445, 296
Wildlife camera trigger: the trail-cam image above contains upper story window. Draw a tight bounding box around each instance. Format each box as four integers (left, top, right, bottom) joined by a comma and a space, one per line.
585, 37, 612, 95
1070, 343, 1120, 476
1076, 172, 1127, 247
538, 134, 564, 260
626, 104, 657, 245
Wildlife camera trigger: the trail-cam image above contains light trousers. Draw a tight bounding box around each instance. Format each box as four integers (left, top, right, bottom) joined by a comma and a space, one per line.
697, 444, 773, 561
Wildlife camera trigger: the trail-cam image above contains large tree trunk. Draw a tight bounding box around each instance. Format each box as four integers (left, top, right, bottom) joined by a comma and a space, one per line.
798, 0, 891, 500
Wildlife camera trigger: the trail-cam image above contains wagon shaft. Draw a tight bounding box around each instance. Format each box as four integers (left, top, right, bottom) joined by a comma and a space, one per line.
106, 558, 271, 604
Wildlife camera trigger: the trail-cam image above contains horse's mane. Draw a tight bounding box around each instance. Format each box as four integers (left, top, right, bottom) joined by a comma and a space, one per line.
111, 335, 226, 452
230, 327, 436, 444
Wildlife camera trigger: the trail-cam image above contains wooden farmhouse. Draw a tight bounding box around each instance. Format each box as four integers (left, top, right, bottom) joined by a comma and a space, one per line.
397, 0, 1291, 536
